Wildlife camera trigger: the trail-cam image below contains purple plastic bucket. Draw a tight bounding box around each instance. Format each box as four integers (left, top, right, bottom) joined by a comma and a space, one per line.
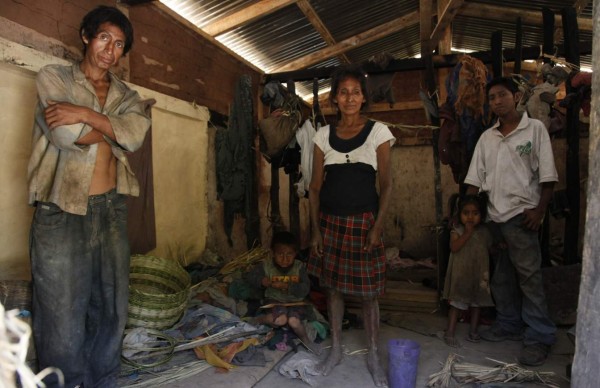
387, 339, 420, 388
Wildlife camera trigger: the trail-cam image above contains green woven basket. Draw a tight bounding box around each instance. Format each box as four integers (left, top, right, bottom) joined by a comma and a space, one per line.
127, 255, 191, 330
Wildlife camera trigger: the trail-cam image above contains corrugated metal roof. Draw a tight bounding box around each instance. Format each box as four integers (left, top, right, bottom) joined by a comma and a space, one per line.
217, 5, 322, 72
158, 0, 594, 99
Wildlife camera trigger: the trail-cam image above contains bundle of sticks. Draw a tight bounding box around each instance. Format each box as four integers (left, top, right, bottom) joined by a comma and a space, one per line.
218, 246, 270, 276
427, 353, 561, 388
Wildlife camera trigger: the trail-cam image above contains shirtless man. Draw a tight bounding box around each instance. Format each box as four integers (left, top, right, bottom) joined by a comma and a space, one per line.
28, 6, 150, 387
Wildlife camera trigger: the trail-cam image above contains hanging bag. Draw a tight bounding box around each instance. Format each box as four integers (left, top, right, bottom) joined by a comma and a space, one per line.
259, 94, 302, 159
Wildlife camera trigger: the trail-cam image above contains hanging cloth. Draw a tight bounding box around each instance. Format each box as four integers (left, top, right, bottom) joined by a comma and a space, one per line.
216, 75, 254, 246
126, 99, 157, 254
295, 119, 317, 198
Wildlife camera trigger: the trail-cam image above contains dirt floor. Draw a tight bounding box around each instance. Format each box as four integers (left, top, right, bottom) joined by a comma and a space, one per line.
121, 311, 573, 387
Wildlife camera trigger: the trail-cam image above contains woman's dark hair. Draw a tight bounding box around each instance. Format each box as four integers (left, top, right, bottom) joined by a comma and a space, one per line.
485, 76, 519, 96
329, 64, 370, 110
271, 230, 298, 250
80, 6, 134, 55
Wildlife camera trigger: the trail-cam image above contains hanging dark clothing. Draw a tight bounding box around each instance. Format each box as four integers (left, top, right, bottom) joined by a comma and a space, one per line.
126, 99, 156, 254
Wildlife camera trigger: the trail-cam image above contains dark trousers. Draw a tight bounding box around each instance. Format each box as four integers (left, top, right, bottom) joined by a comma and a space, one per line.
30, 190, 130, 388
488, 214, 556, 346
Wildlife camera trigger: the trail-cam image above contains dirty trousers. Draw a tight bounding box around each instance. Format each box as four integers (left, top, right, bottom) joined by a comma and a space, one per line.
30, 190, 130, 388
488, 213, 556, 346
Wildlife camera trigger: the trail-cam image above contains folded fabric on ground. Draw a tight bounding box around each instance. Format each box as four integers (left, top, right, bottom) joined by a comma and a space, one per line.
165, 303, 257, 340
278, 350, 321, 386
194, 337, 260, 370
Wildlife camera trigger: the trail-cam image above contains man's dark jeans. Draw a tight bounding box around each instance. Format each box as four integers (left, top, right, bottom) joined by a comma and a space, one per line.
30, 190, 130, 388
488, 213, 556, 346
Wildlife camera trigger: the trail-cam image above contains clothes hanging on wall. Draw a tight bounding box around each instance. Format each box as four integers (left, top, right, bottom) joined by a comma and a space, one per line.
438, 56, 490, 185
295, 119, 317, 198
216, 75, 255, 246
126, 99, 157, 254
517, 64, 570, 133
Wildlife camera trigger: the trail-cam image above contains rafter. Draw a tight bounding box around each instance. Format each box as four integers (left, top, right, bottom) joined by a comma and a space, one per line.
119, 0, 156, 5
430, 0, 464, 44
202, 0, 298, 36
321, 100, 423, 115
460, 2, 592, 31
437, 0, 453, 55
266, 40, 592, 81
296, 0, 350, 64
420, 0, 434, 56
273, 10, 419, 73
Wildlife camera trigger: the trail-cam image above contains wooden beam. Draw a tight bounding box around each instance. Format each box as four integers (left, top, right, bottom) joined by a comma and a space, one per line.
295, 0, 350, 64
543, 8, 555, 63
430, 0, 464, 45
203, 0, 298, 36
272, 11, 419, 72
265, 40, 592, 82
460, 2, 592, 32
514, 17, 523, 74
491, 30, 503, 77
437, 0, 453, 55
119, 0, 157, 5
420, 0, 434, 56
321, 100, 423, 116
562, 7, 581, 265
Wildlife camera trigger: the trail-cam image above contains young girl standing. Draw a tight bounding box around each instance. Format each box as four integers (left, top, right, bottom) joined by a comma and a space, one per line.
442, 194, 494, 347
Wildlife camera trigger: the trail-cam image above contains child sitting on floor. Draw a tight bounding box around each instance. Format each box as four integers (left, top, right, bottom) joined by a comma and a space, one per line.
442, 194, 495, 347
248, 231, 321, 354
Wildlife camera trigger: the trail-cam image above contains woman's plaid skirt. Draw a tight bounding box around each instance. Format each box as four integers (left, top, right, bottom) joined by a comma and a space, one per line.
307, 211, 386, 297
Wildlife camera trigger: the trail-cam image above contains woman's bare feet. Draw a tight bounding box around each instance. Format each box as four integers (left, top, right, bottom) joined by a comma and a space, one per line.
316, 346, 342, 375
367, 351, 388, 387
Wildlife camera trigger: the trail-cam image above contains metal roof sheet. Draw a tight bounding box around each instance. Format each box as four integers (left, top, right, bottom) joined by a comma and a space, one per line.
158, 0, 593, 99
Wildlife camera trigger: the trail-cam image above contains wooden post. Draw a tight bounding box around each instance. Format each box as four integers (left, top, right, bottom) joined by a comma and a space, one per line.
421, 0, 445, 302
491, 30, 503, 77
542, 7, 555, 63
285, 79, 300, 238
562, 7, 581, 264
540, 8, 555, 267
288, 167, 300, 240
572, 1, 599, 382
513, 17, 522, 74
270, 161, 283, 233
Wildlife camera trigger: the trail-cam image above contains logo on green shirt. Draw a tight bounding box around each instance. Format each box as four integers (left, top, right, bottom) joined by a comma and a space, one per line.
516, 141, 532, 156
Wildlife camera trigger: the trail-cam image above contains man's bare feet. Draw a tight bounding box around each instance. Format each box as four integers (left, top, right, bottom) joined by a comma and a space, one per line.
367, 350, 388, 387
316, 346, 342, 376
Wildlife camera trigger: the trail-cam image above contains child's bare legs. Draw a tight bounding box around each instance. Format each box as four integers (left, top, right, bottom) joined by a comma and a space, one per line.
288, 316, 322, 355
468, 307, 481, 341
316, 288, 344, 375
255, 313, 283, 326
444, 306, 461, 347
362, 296, 387, 387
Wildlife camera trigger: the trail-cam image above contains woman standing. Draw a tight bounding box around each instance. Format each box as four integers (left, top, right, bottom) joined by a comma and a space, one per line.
308, 65, 395, 387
